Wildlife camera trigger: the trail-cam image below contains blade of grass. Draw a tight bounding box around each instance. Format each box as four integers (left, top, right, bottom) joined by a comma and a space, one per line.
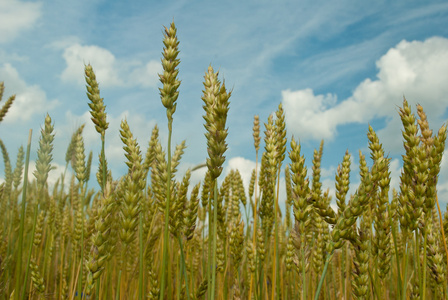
314, 249, 334, 300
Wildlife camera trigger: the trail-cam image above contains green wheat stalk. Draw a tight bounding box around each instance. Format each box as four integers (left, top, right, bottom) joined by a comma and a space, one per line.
159, 21, 181, 299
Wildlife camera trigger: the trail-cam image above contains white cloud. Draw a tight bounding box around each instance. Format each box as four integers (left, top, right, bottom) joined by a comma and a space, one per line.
283, 37, 448, 153
0, 63, 58, 123
389, 158, 401, 195
0, 0, 41, 43
225, 156, 257, 189
60, 43, 161, 88
128, 60, 161, 88
178, 161, 207, 188
61, 44, 122, 87
321, 164, 337, 179
282, 89, 338, 140
437, 152, 448, 209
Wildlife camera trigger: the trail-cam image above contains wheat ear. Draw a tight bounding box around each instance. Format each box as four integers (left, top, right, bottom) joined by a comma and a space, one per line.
202, 65, 231, 299
0, 82, 16, 123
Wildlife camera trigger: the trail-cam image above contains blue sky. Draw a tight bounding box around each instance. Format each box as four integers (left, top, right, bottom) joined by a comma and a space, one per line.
2, 0, 448, 210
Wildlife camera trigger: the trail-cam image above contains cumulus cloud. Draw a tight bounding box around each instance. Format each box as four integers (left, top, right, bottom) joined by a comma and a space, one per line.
389, 158, 402, 194
282, 37, 448, 215
0, 63, 58, 123
61, 44, 122, 87
60, 43, 161, 88
0, 0, 41, 43
225, 157, 257, 189
281, 89, 338, 140
283, 37, 448, 153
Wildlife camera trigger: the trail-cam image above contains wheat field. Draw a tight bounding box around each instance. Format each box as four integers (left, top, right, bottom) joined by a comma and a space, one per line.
1, 21, 448, 300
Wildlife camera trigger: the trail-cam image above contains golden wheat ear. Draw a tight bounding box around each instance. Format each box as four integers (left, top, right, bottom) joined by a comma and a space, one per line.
85, 64, 108, 137
0, 82, 16, 123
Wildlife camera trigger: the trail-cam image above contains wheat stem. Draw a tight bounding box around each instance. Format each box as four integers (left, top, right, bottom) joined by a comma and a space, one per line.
160, 120, 172, 298
15, 130, 32, 300
210, 180, 218, 300
314, 250, 334, 300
